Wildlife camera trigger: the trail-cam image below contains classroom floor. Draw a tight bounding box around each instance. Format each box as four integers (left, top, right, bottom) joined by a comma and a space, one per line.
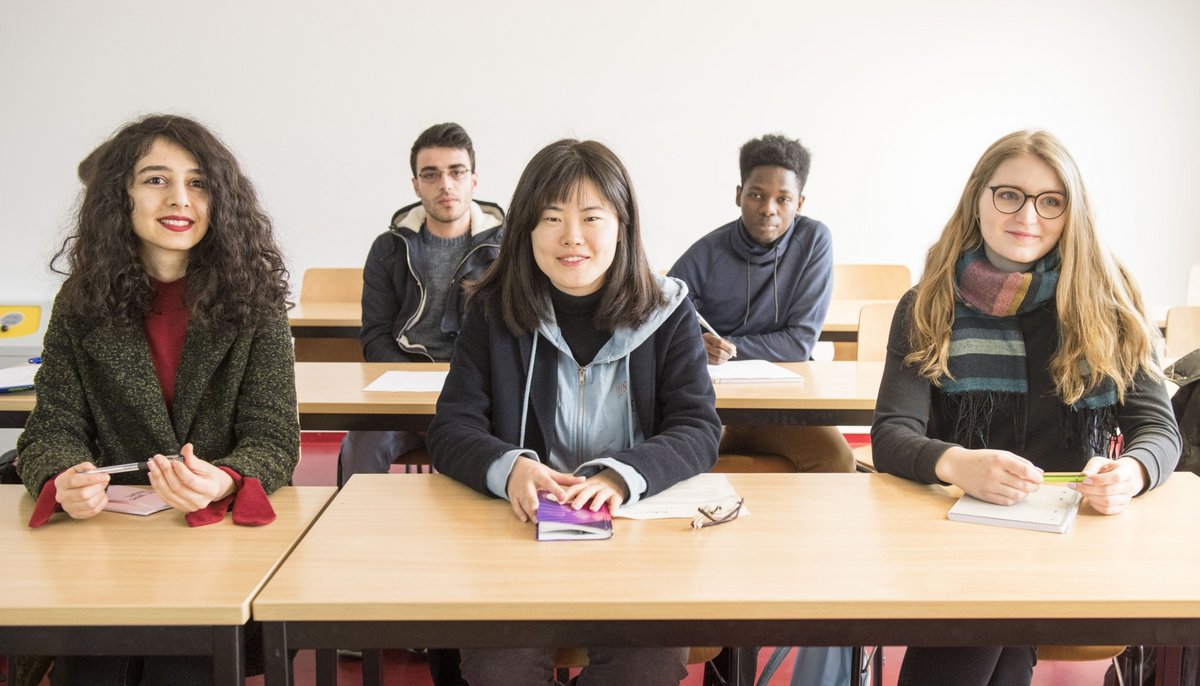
278, 432, 1114, 686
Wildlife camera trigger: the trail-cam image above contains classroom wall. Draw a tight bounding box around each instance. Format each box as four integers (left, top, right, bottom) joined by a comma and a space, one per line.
1, 0, 1197, 308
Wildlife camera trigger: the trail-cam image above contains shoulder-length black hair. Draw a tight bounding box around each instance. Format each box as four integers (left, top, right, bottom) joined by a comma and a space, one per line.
472, 138, 664, 334
52, 114, 290, 329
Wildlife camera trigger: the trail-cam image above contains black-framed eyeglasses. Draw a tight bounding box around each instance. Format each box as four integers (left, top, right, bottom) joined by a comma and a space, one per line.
691, 497, 744, 529
417, 167, 473, 184
988, 186, 1068, 220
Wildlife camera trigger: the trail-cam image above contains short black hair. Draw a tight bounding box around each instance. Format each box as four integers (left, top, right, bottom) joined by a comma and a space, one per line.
409, 122, 475, 176
739, 133, 811, 191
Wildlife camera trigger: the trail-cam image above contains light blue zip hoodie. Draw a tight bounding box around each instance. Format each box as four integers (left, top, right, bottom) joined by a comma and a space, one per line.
485, 274, 689, 506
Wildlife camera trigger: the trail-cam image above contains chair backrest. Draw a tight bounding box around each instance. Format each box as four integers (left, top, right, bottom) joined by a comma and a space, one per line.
1188, 263, 1200, 306
1166, 306, 1200, 359
299, 268, 363, 304
856, 302, 899, 362
832, 264, 912, 300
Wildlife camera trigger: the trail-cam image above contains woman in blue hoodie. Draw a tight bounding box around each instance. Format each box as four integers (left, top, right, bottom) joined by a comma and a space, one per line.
428, 139, 721, 686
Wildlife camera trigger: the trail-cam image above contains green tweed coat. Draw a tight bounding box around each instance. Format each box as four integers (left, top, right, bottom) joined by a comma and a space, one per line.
17, 296, 300, 497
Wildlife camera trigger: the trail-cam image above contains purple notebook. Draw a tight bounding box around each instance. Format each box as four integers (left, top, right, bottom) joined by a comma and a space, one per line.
535, 492, 613, 541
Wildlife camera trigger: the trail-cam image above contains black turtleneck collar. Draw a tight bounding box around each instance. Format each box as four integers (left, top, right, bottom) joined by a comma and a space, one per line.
549, 287, 610, 366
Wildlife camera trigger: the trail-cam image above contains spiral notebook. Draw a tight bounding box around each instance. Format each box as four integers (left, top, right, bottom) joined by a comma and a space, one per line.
947, 486, 1082, 534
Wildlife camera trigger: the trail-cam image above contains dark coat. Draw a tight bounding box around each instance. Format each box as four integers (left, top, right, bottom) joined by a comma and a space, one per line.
17, 296, 299, 497
427, 296, 721, 499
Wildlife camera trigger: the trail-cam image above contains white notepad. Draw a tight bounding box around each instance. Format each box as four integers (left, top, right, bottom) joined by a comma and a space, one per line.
0, 363, 38, 392
362, 371, 448, 392
947, 486, 1082, 534
707, 360, 803, 384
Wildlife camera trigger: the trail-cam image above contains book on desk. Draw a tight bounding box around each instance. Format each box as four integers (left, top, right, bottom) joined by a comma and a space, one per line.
536, 493, 613, 541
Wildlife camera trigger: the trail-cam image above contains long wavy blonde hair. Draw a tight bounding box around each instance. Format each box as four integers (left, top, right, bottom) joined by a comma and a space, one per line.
907, 130, 1158, 403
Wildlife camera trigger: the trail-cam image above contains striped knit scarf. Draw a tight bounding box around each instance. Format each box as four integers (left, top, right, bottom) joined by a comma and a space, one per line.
943, 247, 1117, 452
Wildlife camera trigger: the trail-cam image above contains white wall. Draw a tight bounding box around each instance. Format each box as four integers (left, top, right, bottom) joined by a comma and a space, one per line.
1, 0, 1197, 307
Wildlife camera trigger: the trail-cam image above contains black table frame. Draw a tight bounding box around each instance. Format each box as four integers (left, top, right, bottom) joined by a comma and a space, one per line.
1, 624, 244, 684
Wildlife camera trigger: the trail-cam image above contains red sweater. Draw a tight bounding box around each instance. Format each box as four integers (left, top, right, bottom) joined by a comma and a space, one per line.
145, 277, 190, 410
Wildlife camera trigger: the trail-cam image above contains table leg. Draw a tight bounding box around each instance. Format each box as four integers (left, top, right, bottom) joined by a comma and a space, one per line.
263, 622, 293, 686
315, 649, 338, 686
363, 649, 385, 686
212, 625, 244, 686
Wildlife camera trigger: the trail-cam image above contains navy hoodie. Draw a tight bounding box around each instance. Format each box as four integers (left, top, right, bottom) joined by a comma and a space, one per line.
668, 215, 833, 361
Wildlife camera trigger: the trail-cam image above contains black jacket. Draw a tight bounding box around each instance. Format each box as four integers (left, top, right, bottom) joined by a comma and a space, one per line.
360, 200, 504, 362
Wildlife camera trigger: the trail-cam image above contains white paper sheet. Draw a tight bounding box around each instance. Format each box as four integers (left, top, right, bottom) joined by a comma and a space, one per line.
615, 473, 747, 520
362, 371, 448, 393
0, 363, 38, 392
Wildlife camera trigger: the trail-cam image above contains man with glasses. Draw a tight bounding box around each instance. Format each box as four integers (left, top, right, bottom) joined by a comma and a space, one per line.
669, 133, 853, 686
341, 122, 502, 685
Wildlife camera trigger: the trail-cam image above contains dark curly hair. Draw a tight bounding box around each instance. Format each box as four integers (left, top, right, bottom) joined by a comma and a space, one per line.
52, 114, 290, 329
739, 133, 812, 192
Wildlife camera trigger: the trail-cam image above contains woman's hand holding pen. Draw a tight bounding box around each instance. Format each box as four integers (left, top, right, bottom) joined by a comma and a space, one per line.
703, 334, 737, 365
935, 446, 1042, 505
506, 458, 585, 523
1070, 456, 1147, 515
54, 462, 110, 519
147, 443, 236, 514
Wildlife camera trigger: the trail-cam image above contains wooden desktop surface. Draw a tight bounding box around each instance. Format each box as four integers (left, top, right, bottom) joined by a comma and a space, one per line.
293, 361, 881, 430
3, 361, 882, 430
289, 300, 882, 341
288, 298, 1171, 338
254, 471, 1200, 686
254, 473, 1200, 624
0, 485, 335, 626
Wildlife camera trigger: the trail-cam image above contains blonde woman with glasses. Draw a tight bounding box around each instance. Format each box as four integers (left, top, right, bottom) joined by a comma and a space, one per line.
871, 130, 1181, 686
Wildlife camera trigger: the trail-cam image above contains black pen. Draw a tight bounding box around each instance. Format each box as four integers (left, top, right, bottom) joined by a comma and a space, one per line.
77, 454, 183, 475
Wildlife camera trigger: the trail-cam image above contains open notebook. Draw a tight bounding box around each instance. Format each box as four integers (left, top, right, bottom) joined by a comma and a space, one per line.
948, 486, 1082, 534
707, 360, 803, 384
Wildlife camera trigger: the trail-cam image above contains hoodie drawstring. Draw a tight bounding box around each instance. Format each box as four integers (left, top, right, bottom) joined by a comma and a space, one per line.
742, 243, 783, 326
519, 334, 538, 449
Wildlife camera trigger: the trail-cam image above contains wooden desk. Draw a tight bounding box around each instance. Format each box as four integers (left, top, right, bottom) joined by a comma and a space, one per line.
289, 302, 365, 362
820, 299, 895, 342
294, 361, 882, 431
289, 302, 361, 338
287, 300, 880, 347
0, 485, 336, 684
0, 362, 882, 431
0, 389, 33, 429
254, 473, 1200, 686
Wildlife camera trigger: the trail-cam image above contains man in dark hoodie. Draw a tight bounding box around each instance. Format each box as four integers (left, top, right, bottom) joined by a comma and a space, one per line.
670, 133, 855, 685
341, 122, 502, 686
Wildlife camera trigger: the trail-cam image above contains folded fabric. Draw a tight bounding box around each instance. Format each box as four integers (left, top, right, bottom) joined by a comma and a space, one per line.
28, 473, 64, 528
185, 466, 276, 527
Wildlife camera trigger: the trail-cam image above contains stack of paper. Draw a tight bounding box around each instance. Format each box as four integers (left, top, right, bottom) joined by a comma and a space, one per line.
0, 363, 38, 393
948, 487, 1082, 534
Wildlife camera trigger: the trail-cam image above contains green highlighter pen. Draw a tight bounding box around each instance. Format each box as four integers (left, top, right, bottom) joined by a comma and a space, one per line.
1042, 471, 1087, 483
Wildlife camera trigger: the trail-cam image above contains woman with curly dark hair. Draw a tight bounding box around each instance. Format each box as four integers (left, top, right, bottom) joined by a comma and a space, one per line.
16, 114, 299, 685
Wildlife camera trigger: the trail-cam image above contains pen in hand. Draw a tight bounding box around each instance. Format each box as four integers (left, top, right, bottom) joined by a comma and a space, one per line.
696, 313, 721, 339
77, 455, 183, 475
697, 314, 737, 360
1041, 471, 1087, 483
